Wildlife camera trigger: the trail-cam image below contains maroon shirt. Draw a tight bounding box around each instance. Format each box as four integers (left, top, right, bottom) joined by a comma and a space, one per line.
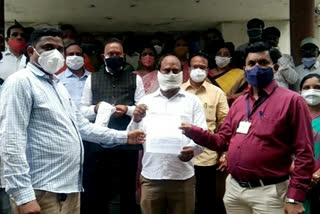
186, 80, 314, 201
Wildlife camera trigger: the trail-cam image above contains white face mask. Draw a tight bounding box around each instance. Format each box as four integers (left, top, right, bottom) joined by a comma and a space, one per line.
66, 55, 84, 70
190, 68, 207, 83
34, 48, 65, 74
157, 71, 183, 91
153, 45, 162, 55
301, 89, 320, 106
215, 56, 231, 68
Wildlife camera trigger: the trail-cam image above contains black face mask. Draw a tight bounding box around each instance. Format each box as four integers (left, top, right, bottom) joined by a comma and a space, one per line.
105, 56, 124, 73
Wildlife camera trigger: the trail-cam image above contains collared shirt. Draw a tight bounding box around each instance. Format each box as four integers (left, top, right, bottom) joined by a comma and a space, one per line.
58, 68, 90, 108
292, 61, 320, 91
80, 72, 145, 122
186, 80, 314, 202
0, 63, 128, 206
128, 88, 207, 180
0, 49, 26, 80
182, 80, 229, 166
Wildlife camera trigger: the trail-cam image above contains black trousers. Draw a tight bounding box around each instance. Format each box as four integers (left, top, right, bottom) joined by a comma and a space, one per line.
194, 165, 217, 214
81, 141, 139, 214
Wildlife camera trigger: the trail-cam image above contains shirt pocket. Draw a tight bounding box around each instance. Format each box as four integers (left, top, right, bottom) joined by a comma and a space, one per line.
253, 115, 279, 138
204, 104, 216, 121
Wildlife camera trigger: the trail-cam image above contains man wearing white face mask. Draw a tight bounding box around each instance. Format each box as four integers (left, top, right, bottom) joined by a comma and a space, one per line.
182, 53, 229, 214
58, 43, 90, 108
128, 54, 207, 214
0, 28, 146, 214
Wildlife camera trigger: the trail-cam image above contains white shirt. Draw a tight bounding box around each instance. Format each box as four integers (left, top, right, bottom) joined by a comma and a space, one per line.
128, 88, 207, 180
0, 63, 127, 205
0, 49, 26, 80
293, 61, 320, 91
80, 74, 145, 122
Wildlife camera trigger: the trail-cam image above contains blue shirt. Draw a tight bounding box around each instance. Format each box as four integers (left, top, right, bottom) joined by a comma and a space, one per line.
58, 68, 90, 108
0, 63, 127, 205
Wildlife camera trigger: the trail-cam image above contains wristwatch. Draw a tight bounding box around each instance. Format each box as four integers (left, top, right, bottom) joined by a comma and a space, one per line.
285, 198, 302, 204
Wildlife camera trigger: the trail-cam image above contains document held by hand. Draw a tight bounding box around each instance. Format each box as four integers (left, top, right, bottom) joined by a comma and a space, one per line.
145, 112, 185, 154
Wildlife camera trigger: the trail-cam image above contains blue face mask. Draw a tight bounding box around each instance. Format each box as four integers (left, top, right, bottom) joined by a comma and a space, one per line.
245, 66, 274, 88
302, 57, 317, 69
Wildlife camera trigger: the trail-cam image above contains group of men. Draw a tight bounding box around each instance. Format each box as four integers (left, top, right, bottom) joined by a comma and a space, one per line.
0, 20, 319, 214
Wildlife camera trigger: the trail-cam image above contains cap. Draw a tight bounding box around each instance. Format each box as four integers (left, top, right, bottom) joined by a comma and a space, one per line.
300, 37, 319, 48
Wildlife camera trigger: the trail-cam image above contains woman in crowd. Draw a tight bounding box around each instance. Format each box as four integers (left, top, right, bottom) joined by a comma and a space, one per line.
173, 37, 190, 83
207, 42, 247, 104
300, 73, 320, 214
133, 45, 159, 94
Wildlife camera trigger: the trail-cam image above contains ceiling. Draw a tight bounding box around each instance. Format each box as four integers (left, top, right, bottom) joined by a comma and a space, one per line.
5, 0, 290, 33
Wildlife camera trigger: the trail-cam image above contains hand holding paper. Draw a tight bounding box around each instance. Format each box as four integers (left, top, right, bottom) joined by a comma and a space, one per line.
179, 122, 192, 134
178, 146, 194, 162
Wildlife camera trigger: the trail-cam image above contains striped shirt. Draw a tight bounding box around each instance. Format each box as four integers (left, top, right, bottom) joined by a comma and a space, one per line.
0, 63, 128, 206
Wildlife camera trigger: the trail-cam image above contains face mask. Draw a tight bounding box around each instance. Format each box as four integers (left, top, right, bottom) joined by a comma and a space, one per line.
302, 57, 317, 69
157, 71, 183, 91
174, 46, 188, 58
140, 55, 155, 68
66, 55, 84, 70
34, 48, 65, 74
301, 89, 320, 106
245, 66, 274, 88
215, 56, 231, 68
153, 45, 162, 55
105, 56, 124, 74
7, 40, 27, 53
190, 68, 207, 83
247, 28, 262, 41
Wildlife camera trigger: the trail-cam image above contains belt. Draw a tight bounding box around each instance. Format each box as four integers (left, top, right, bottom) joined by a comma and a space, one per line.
233, 175, 289, 188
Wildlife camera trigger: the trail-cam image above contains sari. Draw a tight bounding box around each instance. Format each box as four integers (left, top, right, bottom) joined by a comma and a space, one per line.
208, 68, 244, 94
304, 114, 320, 214
133, 70, 159, 95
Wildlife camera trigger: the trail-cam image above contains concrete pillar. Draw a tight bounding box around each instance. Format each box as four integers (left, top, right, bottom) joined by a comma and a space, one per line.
290, 0, 315, 65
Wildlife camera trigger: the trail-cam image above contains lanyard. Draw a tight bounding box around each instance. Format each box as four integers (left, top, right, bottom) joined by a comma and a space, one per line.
246, 85, 278, 120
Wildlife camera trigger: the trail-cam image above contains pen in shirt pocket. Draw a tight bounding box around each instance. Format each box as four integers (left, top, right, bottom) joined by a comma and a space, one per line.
259, 111, 263, 120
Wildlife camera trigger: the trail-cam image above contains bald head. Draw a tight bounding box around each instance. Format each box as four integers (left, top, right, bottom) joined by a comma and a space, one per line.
159, 55, 182, 74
